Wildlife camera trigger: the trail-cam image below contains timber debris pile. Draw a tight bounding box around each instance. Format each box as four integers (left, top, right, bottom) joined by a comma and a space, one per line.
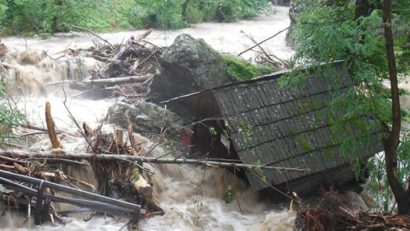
68, 28, 162, 99
296, 191, 410, 231
0, 32, 167, 228
0, 110, 163, 227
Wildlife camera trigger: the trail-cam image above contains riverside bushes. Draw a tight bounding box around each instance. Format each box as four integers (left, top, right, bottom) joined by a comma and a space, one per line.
0, 81, 23, 138
0, 0, 270, 35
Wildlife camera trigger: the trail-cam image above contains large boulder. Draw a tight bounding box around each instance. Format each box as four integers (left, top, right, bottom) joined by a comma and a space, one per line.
105, 101, 183, 135
148, 34, 233, 103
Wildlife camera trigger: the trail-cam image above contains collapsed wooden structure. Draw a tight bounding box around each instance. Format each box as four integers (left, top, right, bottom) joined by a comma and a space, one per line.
0, 169, 141, 224
164, 63, 383, 196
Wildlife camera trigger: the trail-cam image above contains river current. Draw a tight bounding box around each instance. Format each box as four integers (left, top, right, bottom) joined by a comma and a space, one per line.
1, 6, 295, 231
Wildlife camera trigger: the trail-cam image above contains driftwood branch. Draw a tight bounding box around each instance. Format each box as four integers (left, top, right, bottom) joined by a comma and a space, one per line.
240, 30, 288, 67
112, 29, 154, 61
0, 155, 27, 164
132, 28, 154, 45
20, 124, 78, 137
61, 87, 94, 152
91, 55, 121, 64
0, 164, 15, 170
238, 26, 289, 56
82, 75, 151, 85
68, 75, 152, 91
53, 75, 150, 87
127, 120, 137, 154
71, 25, 114, 49
1, 150, 310, 172
45, 102, 60, 149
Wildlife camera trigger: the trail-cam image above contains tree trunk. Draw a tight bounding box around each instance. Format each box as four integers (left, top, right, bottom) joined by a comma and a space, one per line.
51, 0, 64, 33
355, 0, 371, 18
382, 0, 409, 214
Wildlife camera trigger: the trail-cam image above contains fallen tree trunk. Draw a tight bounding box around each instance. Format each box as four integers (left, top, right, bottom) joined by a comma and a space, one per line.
0, 149, 310, 172
82, 75, 151, 84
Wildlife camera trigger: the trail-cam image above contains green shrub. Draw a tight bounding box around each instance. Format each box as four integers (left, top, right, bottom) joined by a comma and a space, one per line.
214, 0, 270, 22
215, 0, 241, 22
241, 0, 270, 18
199, 1, 218, 22
122, 2, 144, 29
184, 1, 203, 24
0, 82, 24, 138
0, 0, 107, 34
135, 0, 186, 29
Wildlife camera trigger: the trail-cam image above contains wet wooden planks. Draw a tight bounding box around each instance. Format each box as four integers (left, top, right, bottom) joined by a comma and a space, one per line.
213, 65, 382, 189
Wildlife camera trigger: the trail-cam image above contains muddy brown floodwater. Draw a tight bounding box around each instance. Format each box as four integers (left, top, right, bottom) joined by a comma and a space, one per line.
1, 6, 296, 231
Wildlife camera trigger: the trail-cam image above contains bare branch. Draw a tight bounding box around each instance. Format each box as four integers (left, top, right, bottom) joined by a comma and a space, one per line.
0, 149, 310, 173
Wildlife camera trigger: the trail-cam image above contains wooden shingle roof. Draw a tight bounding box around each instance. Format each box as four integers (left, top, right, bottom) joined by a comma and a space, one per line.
164, 63, 383, 191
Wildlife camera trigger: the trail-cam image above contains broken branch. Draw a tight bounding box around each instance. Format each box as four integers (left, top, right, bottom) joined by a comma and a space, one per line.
45, 102, 60, 149
238, 26, 289, 56
71, 25, 114, 49
1, 149, 310, 172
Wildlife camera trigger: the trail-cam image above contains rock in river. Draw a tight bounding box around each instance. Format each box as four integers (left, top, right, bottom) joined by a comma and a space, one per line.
106, 100, 183, 135
148, 34, 233, 103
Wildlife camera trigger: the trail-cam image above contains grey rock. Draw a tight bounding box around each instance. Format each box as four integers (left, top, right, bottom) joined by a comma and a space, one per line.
105, 101, 183, 135
148, 34, 232, 102
326, 191, 369, 211
342, 191, 369, 211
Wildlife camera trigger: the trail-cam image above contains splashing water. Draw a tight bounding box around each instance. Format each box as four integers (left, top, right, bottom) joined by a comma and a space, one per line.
140, 163, 295, 231
1, 6, 296, 231
2, 50, 94, 95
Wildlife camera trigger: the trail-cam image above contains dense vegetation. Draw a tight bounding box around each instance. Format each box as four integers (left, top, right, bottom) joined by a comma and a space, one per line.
0, 0, 270, 35
0, 82, 24, 140
289, 0, 410, 213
